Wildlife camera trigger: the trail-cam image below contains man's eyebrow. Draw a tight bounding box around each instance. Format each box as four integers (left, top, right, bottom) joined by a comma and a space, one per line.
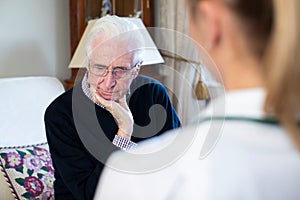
114, 66, 129, 70
93, 64, 107, 68
93, 64, 131, 69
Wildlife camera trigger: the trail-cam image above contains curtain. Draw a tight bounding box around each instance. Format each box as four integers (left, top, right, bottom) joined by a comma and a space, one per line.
153, 0, 217, 125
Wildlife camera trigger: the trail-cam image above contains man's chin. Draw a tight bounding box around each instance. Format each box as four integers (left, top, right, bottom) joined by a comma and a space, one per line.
98, 91, 120, 101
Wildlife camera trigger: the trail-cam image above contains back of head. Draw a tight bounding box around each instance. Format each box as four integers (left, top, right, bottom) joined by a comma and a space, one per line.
187, 0, 300, 150
222, 0, 274, 58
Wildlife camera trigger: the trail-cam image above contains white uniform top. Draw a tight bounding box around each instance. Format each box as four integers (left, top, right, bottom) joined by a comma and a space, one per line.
94, 88, 300, 200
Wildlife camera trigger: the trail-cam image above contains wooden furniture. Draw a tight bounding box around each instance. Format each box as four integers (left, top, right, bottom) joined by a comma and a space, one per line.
65, 0, 161, 90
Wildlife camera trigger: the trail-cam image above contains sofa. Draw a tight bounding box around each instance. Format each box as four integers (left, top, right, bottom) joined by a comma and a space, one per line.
0, 76, 65, 200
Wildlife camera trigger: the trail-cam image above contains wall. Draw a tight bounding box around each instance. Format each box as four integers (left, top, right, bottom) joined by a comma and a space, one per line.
0, 0, 70, 81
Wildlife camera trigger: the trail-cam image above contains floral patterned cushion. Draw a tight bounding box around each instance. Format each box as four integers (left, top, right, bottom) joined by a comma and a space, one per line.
0, 143, 55, 200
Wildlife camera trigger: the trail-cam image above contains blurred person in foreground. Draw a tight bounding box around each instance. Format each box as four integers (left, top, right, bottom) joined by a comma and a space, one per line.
44, 15, 180, 199
94, 0, 300, 199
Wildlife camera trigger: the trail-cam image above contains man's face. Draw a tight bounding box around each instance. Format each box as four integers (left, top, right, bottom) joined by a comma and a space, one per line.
87, 39, 139, 101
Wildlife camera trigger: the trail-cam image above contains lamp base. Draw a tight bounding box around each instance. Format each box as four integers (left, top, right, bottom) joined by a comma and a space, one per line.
64, 68, 79, 90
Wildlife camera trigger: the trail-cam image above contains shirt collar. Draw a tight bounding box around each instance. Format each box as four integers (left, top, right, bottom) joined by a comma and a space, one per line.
195, 88, 267, 121
81, 72, 105, 109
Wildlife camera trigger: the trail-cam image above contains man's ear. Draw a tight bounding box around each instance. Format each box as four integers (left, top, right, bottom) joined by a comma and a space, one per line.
132, 61, 142, 78
197, 1, 222, 49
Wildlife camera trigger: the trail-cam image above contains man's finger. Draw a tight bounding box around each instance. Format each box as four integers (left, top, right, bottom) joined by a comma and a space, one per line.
95, 94, 113, 109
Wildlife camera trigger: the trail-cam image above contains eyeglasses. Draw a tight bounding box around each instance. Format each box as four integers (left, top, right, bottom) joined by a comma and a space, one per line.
88, 62, 140, 79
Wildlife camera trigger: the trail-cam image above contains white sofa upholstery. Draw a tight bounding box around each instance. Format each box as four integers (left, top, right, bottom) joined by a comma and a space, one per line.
0, 76, 65, 199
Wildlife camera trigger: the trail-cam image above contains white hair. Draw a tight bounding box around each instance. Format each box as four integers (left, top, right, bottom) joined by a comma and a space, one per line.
86, 15, 144, 64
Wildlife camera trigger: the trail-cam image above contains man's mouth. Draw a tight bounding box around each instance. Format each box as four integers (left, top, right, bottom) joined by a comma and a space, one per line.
96, 90, 116, 100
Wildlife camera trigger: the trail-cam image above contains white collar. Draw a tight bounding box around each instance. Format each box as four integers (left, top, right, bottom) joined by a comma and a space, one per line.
195, 88, 267, 122
81, 72, 105, 109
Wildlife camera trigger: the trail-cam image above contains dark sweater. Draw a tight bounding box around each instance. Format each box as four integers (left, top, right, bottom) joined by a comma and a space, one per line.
44, 75, 181, 200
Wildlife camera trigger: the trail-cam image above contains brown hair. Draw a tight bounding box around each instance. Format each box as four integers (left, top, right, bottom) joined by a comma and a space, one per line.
188, 0, 300, 150
225, 0, 273, 58
188, 0, 273, 58
264, 0, 300, 150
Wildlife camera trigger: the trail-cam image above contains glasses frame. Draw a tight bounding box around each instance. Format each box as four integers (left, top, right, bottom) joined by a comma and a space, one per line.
87, 61, 141, 80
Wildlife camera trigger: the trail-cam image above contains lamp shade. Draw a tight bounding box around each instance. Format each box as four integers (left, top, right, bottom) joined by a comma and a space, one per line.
68, 17, 164, 68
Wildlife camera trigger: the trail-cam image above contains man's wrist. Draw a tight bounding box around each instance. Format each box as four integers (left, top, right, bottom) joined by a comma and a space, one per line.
117, 129, 132, 140
112, 135, 137, 150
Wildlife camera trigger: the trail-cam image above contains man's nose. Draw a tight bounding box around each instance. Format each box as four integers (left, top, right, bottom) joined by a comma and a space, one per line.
99, 70, 116, 88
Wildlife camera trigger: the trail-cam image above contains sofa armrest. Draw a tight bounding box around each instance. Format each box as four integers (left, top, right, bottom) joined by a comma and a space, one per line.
0, 170, 15, 200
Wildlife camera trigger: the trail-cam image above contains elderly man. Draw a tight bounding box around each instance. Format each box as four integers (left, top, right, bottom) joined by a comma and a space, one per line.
44, 15, 180, 199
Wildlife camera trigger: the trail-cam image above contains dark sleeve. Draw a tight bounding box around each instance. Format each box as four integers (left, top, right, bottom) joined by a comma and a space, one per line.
151, 81, 181, 133
45, 99, 104, 200
129, 76, 181, 143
